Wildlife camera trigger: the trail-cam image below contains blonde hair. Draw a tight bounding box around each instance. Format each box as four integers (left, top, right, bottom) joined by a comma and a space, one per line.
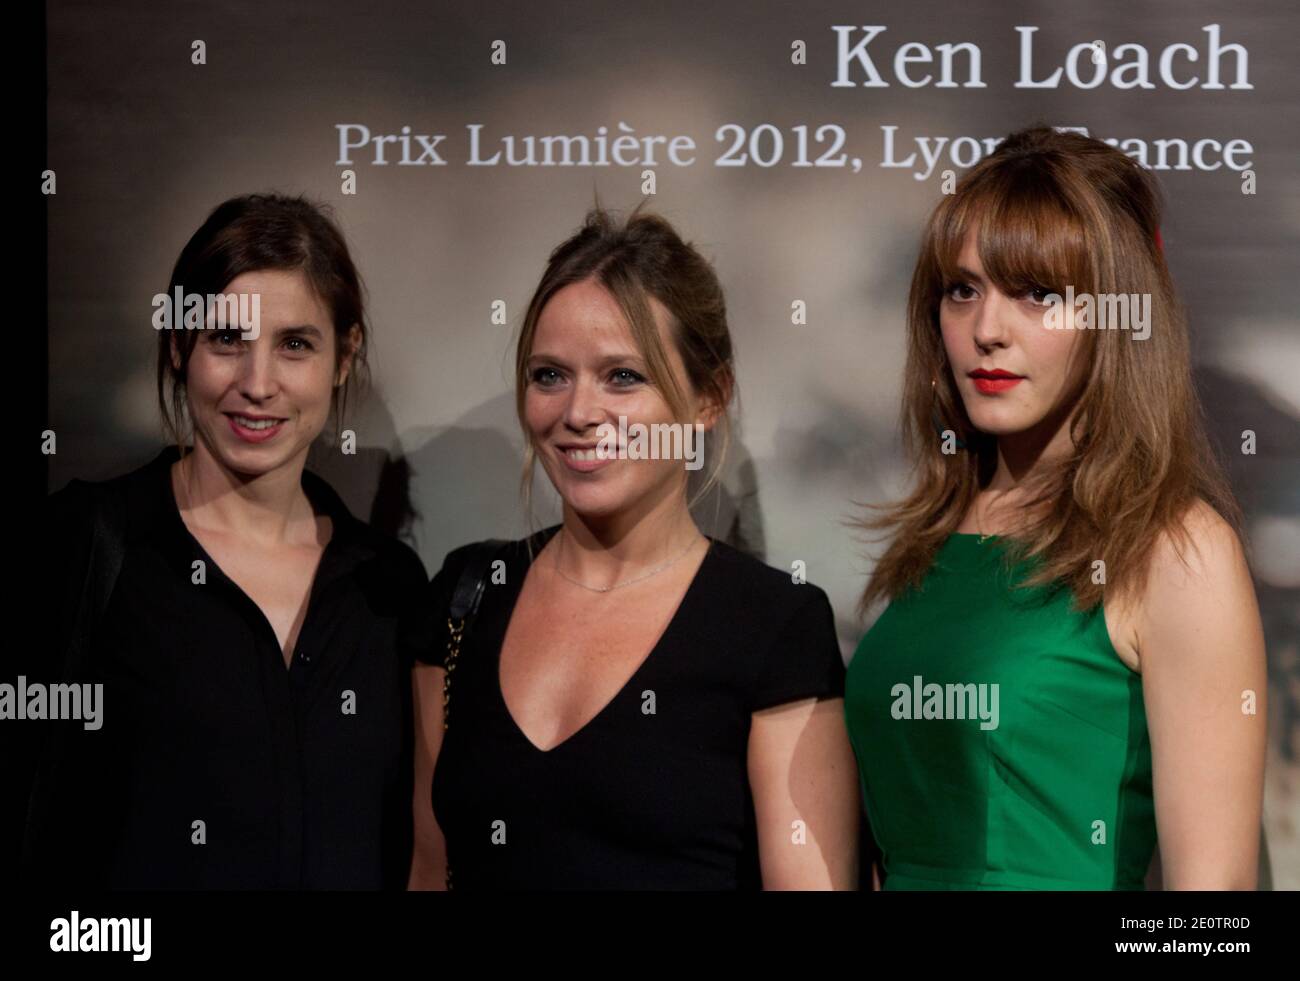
514, 204, 736, 532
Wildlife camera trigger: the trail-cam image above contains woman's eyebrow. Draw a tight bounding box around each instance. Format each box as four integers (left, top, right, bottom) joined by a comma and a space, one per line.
271, 324, 325, 338
954, 266, 986, 285
592, 353, 646, 369
527, 352, 568, 368
527, 353, 645, 369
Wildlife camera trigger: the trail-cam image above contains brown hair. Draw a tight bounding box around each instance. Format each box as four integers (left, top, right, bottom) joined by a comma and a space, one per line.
857, 126, 1243, 615
157, 193, 370, 448
514, 204, 736, 524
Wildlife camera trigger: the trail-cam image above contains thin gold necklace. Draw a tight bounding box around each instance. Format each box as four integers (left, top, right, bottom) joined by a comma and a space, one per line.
552, 529, 703, 593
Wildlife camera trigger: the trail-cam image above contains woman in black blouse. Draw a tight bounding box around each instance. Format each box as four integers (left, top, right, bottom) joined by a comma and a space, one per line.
409, 207, 859, 889
24, 194, 426, 888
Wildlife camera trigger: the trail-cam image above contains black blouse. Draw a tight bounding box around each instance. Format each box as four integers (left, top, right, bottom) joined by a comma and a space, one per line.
23, 447, 427, 889
416, 526, 845, 889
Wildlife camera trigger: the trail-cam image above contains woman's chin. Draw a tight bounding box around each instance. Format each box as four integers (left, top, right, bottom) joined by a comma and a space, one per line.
558, 492, 625, 521
205, 430, 306, 477
965, 411, 1042, 439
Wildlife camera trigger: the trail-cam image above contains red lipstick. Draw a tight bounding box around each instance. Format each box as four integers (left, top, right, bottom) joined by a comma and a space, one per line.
968, 368, 1024, 394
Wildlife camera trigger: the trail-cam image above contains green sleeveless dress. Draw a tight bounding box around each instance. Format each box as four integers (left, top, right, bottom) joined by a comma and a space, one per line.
845, 533, 1156, 889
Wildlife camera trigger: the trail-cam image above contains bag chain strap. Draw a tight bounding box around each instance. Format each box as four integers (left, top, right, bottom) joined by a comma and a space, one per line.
442, 616, 466, 890
443, 616, 465, 731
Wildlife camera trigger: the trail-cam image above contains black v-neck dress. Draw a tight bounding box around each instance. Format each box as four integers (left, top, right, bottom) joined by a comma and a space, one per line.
415, 526, 845, 889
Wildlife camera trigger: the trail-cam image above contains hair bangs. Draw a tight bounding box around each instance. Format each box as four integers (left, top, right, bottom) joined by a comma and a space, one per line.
934, 168, 1093, 301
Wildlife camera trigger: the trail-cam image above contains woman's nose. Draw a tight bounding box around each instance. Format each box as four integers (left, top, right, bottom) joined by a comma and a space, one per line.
233, 341, 280, 401
972, 291, 1012, 350
561, 375, 607, 431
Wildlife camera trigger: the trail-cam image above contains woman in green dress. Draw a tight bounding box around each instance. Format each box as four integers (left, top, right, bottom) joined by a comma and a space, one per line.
845, 126, 1267, 890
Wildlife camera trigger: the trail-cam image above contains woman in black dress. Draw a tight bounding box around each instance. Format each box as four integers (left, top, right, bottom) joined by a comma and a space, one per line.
409, 207, 859, 889
25, 194, 426, 888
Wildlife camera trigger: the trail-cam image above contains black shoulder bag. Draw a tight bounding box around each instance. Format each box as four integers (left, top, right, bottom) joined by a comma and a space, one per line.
441, 539, 509, 731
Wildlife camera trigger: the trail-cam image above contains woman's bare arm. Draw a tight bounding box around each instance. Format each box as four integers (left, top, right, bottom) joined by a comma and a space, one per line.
408, 663, 449, 890
1138, 502, 1268, 889
748, 696, 860, 890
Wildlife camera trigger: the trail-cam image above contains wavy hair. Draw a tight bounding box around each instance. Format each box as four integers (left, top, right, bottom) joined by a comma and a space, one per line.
857, 126, 1242, 615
